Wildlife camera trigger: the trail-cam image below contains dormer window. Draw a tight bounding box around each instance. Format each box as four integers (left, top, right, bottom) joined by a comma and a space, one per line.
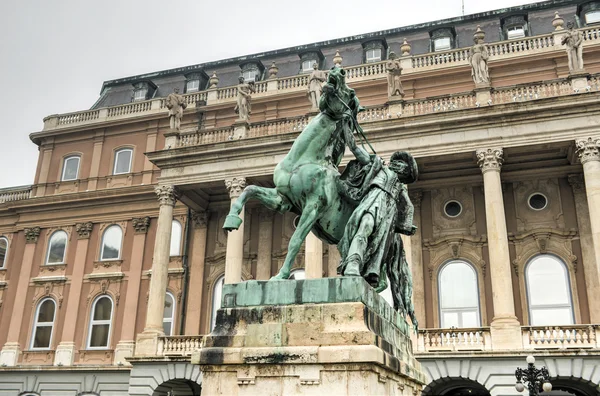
133, 88, 147, 101
502, 15, 529, 40
362, 40, 387, 63
302, 60, 315, 72
131, 81, 156, 102
580, 2, 600, 25
586, 10, 600, 24
242, 69, 258, 82
299, 51, 323, 73
240, 61, 264, 82
507, 25, 526, 39
430, 28, 455, 52
184, 72, 208, 93
186, 79, 199, 92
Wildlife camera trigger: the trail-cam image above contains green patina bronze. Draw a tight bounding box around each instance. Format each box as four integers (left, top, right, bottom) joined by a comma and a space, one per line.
223, 66, 418, 324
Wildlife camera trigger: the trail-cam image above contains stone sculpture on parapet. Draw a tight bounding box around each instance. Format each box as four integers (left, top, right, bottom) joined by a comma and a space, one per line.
165, 87, 187, 131
562, 22, 585, 72
386, 51, 405, 98
234, 76, 256, 121
469, 25, 490, 86
307, 62, 328, 111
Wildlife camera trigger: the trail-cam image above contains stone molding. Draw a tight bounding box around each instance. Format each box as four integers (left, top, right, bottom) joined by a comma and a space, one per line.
75, 222, 93, 239
476, 148, 503, 173
575, 137, 600, 164
24, 227, 41, 244
132, 216, 151, 234
191, 210, 209, 229
155, 185, 180, 207
568, 173, 585, 194
225, 177, 247, 199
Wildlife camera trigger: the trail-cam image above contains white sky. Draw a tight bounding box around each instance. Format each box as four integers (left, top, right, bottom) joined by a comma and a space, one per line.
0, 0, 541, 188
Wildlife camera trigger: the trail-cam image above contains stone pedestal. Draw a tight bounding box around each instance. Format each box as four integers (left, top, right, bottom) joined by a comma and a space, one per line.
233, 120, 249, 139
569, 70, 590, 92
54, 342, 76, 366
0, 342, 20, 366
387, 99, 404, 118
474, 84, 492, 105
192, 277, 425, 395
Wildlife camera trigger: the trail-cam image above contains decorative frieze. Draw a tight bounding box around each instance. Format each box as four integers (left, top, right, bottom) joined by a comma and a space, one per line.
132, 217, 151, 234
76, 222, 93, 239
155, 185, 179, 207
568, 174, 585, 194
225, 177, 247, 199
476, 148, 503, 173
575, 137, 600, 164
192, 210, 209, 229
24, 227, 41, 244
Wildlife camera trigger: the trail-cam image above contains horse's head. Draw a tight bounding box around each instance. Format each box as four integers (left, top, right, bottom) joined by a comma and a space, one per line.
320, 67, 359, 119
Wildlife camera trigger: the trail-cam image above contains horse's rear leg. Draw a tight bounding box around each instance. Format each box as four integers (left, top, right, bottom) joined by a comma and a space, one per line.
223, 185, 290, 231
272, 201, 321, 280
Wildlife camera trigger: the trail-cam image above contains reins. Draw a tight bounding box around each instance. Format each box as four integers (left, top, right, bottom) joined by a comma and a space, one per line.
334, 92, 377, 155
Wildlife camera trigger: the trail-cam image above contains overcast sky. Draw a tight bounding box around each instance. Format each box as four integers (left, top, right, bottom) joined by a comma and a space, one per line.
0, 0, 542, 188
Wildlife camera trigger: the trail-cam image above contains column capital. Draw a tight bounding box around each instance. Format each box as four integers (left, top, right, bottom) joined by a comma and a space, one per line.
576, 137, 600, 164
24, 227, 41, 244
191, 210, 209, 229
132, 217, 151, 234
154, 185, 180, 207
408, 190, 423, 209
568, 173, 586, 194
476, 148, 504, 173
225, 177, 247, 199
75, 222, 93, 239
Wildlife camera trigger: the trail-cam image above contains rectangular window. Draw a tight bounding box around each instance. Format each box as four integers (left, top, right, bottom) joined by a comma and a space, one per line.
242, 69, 257, 82
61, 156, 80, 181
113, 149, 132, 175
302, 60, 315, 72
434, 37, 452, 52
366, 48, 382, 63
586, 11, 600, 24
133, 89, 147, 101
507, 25, 525, 39
186, 79, 199, 92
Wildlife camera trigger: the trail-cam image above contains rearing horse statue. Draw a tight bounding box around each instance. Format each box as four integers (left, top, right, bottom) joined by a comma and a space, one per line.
223, 67, 372, 279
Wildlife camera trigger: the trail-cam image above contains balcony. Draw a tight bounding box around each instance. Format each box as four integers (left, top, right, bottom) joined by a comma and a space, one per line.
0, 185, 32, 204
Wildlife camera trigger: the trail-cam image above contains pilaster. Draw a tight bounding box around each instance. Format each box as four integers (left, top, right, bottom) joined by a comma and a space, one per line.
305, 232, 323, 279
185, 210, 209, 335
225, 177, 247, 284
256, 209, 274, 280
408, 190, 425, 326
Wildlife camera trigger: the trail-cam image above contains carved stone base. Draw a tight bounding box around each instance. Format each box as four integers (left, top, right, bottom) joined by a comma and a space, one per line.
0, 342, 20, 366
490, 315, 522, 350
193, 277, 426, 395
135, 331, 160, 357
387, 99, 404, 118
114, 340, 135, 366
233, 120, 249, 139
474, 86, 492, 106
568, 70, 590, 92
54, 341, 76, 366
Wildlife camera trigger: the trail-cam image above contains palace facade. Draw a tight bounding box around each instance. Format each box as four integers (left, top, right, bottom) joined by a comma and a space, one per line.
2, 0, 600, 395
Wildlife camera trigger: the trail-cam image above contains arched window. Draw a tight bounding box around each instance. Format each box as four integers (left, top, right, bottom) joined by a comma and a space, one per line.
87, 295, 113, 349
438, 261, 481, 328
0, 236, 8, 269
210, 275, 225, 331
100, 225, 122, 260
289, 269, 305, 280
163, 292, 176, 336
61, 155, 80, 181
526, 255, 574, 325
30, 298, 56, 349
113, 148, 133, 175
45, 230, 68, 265
170, 220, 182, 256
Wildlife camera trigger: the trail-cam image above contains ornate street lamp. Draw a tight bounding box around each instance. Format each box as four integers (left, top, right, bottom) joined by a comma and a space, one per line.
515, 355, 553, 395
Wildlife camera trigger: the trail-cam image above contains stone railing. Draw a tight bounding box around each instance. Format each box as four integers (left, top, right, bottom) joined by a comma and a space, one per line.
158, 335, 203, 356
178, 126, 235, 147
416, 327, 491, 352
0, 185, 32, 204
247, 115, 309, 138
491, 79, 573, 104
523, 325, 599, 350
403, 92, 477, 116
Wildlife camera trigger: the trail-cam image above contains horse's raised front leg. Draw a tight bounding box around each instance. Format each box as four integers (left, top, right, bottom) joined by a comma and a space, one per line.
272, 200, 321, 280
223, 186, 291, 231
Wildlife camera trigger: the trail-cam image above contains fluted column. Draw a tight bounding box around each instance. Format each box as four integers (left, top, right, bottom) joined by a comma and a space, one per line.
408, 191, 425, 326
0, 227, 41, 366
256, 209, 274, 280
568, 174, 600, 323
305, 232, 323, 279
225, 177, 246, 284
185, 211, 209, 334
576, 138, 600, 283
476, 148, 521, 349
143, 186, 178, 334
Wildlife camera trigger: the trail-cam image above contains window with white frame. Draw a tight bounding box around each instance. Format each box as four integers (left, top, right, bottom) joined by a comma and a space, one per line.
87, 295, 113, 348
170, 220, 182, 256
366, 48, 382, 63
186, 79, 200, 92
0, 236, 8, 269
30, 298, 56, 349
113, 148, 132, 175
289, 268, 305, 280
133, 87, 148, 101
526, 255, 574, 325
438, 261, 481, 328
100, 225, 122, 261
433, 37, 452, 51
210, 275, 225, 331
302, 60, 316, 72
45, 230, 68, 265
242, 69, 258, 82
163, 292, 176, 336
507, 25, 526, 39
61, 156, 80, 181
586, 10, 600, 24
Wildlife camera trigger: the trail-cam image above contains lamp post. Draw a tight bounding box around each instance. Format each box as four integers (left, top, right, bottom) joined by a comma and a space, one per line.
515, 355, 552, 395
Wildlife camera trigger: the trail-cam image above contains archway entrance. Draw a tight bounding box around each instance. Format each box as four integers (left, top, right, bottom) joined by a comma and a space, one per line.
541, 377, 600, 396
422, 377, 491, 396
152, 379, 201, 396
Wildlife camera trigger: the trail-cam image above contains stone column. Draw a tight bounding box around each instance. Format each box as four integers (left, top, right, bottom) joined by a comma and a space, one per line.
54, 222, 93, 366
408, 191, 426, 326
185, 211, 209, 335
476, 148, 521, 350
225, 177, 246, 284
114, 217, 149, 364
136, 186, 178, 356
305, 232, 323, 279
568, 174, 600, 323
576, 138, 600, 279
327, 245, 341, 277
256, 209, 274, 280
87, 131, 104, 191
35, 142, 54, 197
0, 227, 40, 366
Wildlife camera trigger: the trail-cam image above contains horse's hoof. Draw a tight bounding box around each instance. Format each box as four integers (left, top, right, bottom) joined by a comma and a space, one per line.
223, 214, 243, 231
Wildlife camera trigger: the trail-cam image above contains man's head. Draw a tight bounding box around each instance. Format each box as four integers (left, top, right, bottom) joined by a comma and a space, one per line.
238, 76, 245, 84
173, 87, 179, 94
388, 51, 397, 61
389, 151, 418, 184
313, 62, 318, 70
567, 21, 574, 30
